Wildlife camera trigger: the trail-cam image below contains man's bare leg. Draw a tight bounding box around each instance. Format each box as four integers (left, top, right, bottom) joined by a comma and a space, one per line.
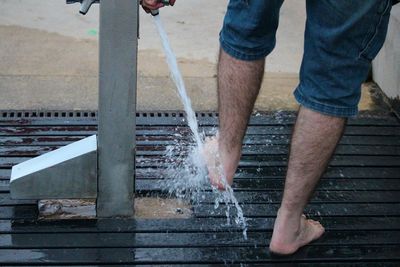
203, 48, 265, 189
270, 106, 346, 255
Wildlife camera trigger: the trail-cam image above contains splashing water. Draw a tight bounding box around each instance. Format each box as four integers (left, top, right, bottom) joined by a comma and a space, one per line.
153, 15, 247, 238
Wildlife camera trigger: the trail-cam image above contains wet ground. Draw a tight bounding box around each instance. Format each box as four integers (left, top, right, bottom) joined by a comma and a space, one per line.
0, 111, 399, 265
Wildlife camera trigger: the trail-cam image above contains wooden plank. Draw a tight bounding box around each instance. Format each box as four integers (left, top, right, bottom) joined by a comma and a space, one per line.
0, 194, 36, 205
0, 144, 398, 157
3, 217, 400, 234
1, 264, 396, 267
2, 230, 399, 249
197, 191, 400, 204
0, 125, 96, 136
0, 180, 9, 191
0, 166, 398, 181
0, 246, 398, 264
0, 136, 83, 146
233, 177, 399, 191
134, 155, 400, 168
134, 144, 400, 156
193, 203, 400, 217
119, 125, 400, 136
137, 179, 400, 194
234, 166, 400, 179
136, 167, 400, 179
7, 155, 393, 169
129, 135, 400, 146
151, 125, 382, 137
139, 144, 400, 156
248, 113, 400, 126
1, 134, 399, 147
2, 155, 399, 169
242, 145, 400, 156
0, 146, 59, 157
137, 178, 400, 191
2, 166, 399, 180
0, 169, 10, 179
243, 136, 400, 146
0, 205, 37, 220
0, 125, 398, 137
244, 125, 400, 136
0, 190, 398, 206
237, 155, 400, 167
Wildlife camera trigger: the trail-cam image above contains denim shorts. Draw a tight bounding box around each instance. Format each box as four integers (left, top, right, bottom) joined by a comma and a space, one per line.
220, 0, 393, 117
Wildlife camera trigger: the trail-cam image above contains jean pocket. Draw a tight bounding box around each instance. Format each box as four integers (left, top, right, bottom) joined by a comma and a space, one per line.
358, 0, 392, 62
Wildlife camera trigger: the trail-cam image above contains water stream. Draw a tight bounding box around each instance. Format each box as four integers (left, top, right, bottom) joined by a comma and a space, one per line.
153, 15, 247, 239
153, 15, 202, 148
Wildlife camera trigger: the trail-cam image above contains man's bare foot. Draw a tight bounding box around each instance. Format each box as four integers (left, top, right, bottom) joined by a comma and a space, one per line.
201, 135, 240, 190
269, 209, 325, 255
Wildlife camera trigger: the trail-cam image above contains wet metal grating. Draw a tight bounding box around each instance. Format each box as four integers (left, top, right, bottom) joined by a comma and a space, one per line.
0, 110, 399, 266
0, 110, 218, 119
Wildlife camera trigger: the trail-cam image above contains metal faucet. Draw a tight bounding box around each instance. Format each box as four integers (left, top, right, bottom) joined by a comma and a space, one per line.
150, 0, 172, 16
66, 0, 99, 15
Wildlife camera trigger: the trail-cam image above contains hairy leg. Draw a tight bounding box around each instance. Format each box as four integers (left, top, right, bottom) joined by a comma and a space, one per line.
203, 48, 265, 189
270, 106, 346, 255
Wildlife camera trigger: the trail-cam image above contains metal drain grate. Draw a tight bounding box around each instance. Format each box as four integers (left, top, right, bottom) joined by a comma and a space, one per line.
135, 112, 218, 118
0, 110, 219, 119
0, 110, 97, 119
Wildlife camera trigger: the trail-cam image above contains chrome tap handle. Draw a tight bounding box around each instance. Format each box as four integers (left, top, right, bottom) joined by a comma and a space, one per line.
66, 0, 99, 15
79, 0, 96, 15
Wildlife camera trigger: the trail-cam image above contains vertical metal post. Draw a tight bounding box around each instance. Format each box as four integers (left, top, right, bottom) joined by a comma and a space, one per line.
97, 0, 138, 217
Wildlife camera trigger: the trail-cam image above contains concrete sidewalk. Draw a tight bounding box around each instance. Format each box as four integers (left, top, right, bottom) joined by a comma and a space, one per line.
0, 0, 375, 111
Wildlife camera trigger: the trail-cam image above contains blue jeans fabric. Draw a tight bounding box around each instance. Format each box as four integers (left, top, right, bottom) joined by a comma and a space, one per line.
220, 0, 393, 117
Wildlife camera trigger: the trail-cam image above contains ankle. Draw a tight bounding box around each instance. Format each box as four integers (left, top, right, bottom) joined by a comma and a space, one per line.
219, 140, 241, 155
279, 201, 304, 216
274, 209, 301, 236
276, 206, 303, 224
219, 142, 241, 166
